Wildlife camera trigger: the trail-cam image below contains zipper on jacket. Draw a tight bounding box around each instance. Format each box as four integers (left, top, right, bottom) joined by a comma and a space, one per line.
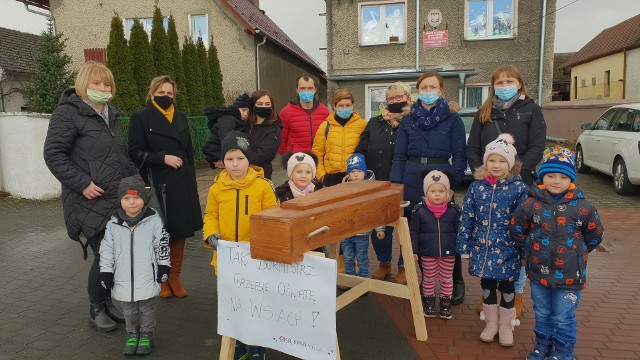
130, 229, 135, 302
245, 195, 249, 215
235, 189, 240, 242
479, 184, 496, 277
437, 218, 442, 257
309, 114, 313, 145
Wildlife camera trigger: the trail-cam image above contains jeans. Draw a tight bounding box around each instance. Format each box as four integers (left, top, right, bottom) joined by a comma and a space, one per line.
514, 265, 527, 294
341, 235, 369, 277
370, 226, 404, 267
121, 298, 156, 333
530, 281, 582, 348
88, 231, 108, 304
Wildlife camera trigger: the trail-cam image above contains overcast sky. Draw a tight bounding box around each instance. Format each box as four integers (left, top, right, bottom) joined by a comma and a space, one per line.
2, 0, 640, 71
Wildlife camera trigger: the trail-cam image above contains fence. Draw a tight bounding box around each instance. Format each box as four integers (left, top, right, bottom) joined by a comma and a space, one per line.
118, 116, 210, 164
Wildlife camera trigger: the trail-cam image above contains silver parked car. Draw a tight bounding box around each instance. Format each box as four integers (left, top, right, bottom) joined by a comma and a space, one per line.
576, 104, 640, 194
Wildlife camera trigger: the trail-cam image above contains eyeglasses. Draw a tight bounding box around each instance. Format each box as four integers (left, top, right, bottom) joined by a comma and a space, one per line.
386, 94, 406, 103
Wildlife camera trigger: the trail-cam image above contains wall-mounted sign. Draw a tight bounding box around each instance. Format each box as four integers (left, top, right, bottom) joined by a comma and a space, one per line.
423, 30, 449, 48
427, 9, 442, 28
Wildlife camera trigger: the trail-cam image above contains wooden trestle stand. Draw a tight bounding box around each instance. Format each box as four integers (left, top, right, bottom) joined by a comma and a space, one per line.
218, 181, 427, 360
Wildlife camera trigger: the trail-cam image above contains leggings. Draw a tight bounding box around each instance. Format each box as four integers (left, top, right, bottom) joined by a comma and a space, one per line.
420, 256, 455, 297
481, 278, 515, 308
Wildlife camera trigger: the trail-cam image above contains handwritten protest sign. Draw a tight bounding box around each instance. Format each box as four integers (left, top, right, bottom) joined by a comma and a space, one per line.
217, 241, 337, 360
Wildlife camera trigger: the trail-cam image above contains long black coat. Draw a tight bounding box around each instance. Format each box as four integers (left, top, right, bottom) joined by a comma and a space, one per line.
466, 98, 546, 185
128, 102, 203, 241
355, 115, 399, 181
44, 88, 136, 244
248, 120, 282, 179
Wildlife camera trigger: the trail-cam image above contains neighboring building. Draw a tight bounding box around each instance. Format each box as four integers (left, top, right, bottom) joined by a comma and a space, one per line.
0, 27, 41, 112
326, 1, 556, 118
19, 0, 326, 110
560, 14, 640, 101
552, 52, 575, 101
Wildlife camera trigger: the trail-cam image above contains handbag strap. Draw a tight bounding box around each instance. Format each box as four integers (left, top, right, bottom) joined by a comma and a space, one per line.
493, 119, 502, 134
138, 152, 155, 187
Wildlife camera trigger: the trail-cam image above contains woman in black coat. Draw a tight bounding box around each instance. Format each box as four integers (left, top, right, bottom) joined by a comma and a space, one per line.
246, 89, 282, 179
128, 75, 203, 298
44, 62, 136, 332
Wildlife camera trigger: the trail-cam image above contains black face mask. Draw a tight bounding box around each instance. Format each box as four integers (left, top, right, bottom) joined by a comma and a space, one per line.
387, 101, 407, 113
254, 106, 272, 119
154, 95, 174, 110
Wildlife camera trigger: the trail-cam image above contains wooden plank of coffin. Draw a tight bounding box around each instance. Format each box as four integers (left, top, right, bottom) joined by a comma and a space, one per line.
250, 182, 403, 264
280, 180, 391, 210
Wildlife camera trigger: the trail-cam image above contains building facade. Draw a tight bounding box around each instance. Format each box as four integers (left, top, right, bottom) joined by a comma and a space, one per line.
0, 27, 41, 112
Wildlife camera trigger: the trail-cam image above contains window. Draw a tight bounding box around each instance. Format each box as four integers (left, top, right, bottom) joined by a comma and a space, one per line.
124, 17, 168, 40
593, 109, 622, 130
465, 0, 516, 40
591, 77, 596, 86
359, 1, 407, 46
465, 85, 490, 108
581, 79, 586, 87
604, 70, 610, 97
365, 82, 416, 119
189, 14, 209, 47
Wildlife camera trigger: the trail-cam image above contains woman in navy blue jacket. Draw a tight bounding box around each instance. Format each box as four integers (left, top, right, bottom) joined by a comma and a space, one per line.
390, 72, 467, 296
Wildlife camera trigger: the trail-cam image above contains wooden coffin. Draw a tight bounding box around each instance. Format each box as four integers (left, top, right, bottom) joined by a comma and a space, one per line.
250, 181, 403, 264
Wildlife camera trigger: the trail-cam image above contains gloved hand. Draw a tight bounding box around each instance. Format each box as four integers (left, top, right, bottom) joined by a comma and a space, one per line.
156, 265, 170, 283
207, 233, 222, 248
100, 272, 114, 289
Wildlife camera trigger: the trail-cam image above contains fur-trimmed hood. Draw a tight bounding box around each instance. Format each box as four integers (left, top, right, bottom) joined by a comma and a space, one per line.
473, 161, 522, 181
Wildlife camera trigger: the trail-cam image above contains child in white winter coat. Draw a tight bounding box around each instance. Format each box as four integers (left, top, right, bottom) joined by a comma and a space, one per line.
99, 175, 170, 356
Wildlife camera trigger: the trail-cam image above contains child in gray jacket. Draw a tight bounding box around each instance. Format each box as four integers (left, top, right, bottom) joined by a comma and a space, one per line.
99, 175, 170, 356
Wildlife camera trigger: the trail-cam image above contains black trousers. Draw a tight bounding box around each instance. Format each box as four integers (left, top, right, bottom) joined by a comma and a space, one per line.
87, 230, 109, 304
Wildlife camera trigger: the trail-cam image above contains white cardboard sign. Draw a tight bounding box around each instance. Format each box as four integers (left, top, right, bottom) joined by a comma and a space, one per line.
217, 241, 337, 360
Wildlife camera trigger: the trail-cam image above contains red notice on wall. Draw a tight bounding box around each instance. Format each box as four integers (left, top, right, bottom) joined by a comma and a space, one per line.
423, 30, 448, 48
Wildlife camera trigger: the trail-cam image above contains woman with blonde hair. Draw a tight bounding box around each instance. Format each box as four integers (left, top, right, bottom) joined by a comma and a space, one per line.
128, 75, 203, 298
44, 61, 136, 332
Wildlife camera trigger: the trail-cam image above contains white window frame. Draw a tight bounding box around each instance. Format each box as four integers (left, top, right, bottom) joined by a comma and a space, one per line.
189, 14, 209, 48
364, 82, 417, 120
464, 0, 517, 41
358, 1, 407, 46
464, 83, 491, 108
124, 17, 168, 40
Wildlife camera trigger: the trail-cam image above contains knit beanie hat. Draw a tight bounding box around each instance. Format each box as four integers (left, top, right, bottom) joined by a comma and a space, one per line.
232, 93, 254, 109
537, 146, 577, 182
347, 153, 367, 173
287, 152, 317, 179
483, 133, 517, 169
221, 131, 252, 161
423, 170, 451, 195
118, 175, 147, 203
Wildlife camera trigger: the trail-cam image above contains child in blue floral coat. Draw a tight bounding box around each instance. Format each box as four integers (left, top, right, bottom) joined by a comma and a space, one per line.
456, 134, 528, 347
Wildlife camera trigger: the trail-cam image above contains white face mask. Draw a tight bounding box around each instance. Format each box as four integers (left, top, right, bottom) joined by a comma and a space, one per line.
86, 89, 113, 105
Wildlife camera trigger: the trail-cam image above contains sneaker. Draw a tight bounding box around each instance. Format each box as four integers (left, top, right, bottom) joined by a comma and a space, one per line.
122, 332, 138, 356
422, 295, 437, 317
136, 332, 153, 356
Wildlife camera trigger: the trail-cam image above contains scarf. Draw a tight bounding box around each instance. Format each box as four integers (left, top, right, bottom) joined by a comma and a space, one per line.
118, 207, 148, 227
425, 200, 448, 219
484, 176, 497, 185
491, 94, 525, 112
152, 99, 175, 123
411, 98, 450, 131
288, 180, 315, 198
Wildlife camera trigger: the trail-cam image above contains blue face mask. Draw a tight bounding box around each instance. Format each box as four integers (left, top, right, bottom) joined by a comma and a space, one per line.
298, 91, 315, 103
494, 85, 519, 101
418, 91, 439, 105
335, 108, 353, 119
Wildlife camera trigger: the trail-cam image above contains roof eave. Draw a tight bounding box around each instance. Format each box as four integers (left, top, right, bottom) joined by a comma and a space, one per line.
327, 70, 478, 81
256, 31, 324, 74
14, 0, 49, 10
561, 44, 640, 70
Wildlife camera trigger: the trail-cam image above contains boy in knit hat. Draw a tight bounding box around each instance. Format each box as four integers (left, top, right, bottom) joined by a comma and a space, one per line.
511, 146, 604, 360
339, 153, 385, 280
99, 175, 171, 356
203, 131, 278, 360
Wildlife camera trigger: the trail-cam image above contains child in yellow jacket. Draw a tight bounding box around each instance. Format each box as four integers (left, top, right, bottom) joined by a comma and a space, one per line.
203, 131, 278, 359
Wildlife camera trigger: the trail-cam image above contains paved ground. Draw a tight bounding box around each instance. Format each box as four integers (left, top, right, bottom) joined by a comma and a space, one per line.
1, 158, 638, 359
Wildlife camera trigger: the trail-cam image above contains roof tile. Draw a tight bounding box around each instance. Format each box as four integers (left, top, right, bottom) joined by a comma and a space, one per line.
0, 27, 42, 75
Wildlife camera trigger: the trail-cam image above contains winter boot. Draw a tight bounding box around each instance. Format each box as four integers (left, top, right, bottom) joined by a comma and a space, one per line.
479, 304, 499, 342
439, 296, 453, 319
88, 303, 117, 332
372, 262, 391, 280
122, 332, 139, 356
136, 332, 153, 356
550, 339, 575, 360
526, 331, 553, 360
248, 346, 266, 359
168, 238, 187, 298
422, 295, 437, 317
104, 297, 125, 323
514, 293, 524, 318
160, 282, 172, 298
498, 307, 517, 347
395, 267, 407, 285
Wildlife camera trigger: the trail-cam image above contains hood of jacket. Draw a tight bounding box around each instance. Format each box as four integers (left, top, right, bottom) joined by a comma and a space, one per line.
204, 107, 242, 130
289, 97, 321, 112
528, 182, 584, 204
325, 111, 365, 126
213, 165, 266, 190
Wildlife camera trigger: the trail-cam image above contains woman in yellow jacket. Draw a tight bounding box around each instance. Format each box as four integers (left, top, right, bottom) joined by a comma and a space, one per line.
312, 89, 367, 186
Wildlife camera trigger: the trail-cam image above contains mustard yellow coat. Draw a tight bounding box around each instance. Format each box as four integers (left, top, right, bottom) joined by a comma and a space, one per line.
202, 165, 278, 271
312, 112, 367, 181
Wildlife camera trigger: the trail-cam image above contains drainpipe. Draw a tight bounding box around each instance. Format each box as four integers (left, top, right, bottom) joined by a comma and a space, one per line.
458, 73, 466, 106
415, 0, 420, 71
255, 29, 267, 89
537, 0, 548, 104
21, 1, 56, 35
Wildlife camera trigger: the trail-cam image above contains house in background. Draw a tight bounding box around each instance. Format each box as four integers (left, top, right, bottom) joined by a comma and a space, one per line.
0, 27, 41, 112
560, 13, 640, 101
326, 0, 556, 118
552, 52, 575, 101
19, 0, 326, 110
